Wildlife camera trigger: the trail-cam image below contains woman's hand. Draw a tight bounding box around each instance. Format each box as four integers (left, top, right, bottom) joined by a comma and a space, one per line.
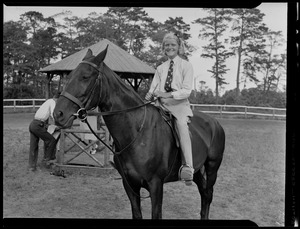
154, 91, 173, 99
145, 92, 153, 101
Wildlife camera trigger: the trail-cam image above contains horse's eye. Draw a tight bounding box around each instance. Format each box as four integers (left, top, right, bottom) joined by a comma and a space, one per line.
82, 75, 90, 79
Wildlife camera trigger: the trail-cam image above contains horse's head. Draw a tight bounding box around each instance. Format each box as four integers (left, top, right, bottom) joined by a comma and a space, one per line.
53, 46, 108, 128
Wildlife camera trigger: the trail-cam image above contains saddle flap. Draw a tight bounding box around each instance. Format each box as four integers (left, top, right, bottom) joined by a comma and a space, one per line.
156, 106, 180, 148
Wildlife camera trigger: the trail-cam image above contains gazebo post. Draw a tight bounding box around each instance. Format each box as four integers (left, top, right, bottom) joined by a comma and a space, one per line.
58, 73, 63, 92
134, 78, 138, 91
45, 73, 52, 99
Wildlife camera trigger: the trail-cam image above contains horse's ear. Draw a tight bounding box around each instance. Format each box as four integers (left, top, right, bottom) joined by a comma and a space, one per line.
94, 45, 108, 65
82, 49, 93, 60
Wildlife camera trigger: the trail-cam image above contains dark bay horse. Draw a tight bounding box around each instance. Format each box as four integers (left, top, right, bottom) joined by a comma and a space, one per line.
53, 46, 225, 219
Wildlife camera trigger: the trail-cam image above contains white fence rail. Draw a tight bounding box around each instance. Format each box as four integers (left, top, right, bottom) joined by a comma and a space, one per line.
3, 99, 286, 119
3, 99, 46, 111
191, 104, 286, 119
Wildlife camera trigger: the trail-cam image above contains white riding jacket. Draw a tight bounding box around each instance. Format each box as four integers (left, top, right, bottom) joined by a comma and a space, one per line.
148, 55, 194, 120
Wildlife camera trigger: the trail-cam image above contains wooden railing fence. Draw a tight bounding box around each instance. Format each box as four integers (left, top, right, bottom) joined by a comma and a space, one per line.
3, 99, 286, 119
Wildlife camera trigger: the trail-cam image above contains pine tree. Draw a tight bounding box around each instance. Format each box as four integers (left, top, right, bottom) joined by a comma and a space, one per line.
193, 8, 234, 103
229, 8, 267, 97
258, 30, 286, 93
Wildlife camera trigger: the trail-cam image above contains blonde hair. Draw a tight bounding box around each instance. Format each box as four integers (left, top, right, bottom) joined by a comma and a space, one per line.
162, 32, 186, 55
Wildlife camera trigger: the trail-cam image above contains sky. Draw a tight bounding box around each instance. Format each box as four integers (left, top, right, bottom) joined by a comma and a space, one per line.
3, 3, 287, 93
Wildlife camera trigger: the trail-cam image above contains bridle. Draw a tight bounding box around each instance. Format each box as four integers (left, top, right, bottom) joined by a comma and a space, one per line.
60, 60, 155, 155
61, 60, 103, 121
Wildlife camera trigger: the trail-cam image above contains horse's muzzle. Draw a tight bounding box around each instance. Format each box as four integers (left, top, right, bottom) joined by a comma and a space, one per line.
54, 112, 76, 129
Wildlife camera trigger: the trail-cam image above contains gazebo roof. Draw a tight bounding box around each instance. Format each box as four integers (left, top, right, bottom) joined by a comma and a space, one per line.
39, 39, 155, 76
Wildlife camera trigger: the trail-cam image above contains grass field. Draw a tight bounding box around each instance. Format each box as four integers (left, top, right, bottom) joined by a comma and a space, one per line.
3, 113, 286, 226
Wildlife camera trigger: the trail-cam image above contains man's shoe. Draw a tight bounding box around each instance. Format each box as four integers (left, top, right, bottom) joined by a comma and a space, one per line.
47, 159, 56, 165
41, 159, 53, 168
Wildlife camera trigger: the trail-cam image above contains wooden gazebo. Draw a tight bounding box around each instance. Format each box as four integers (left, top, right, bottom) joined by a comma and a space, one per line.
39, 39, 155, 98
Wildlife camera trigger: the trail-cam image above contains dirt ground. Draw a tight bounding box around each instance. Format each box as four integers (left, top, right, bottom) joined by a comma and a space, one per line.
3, 113, 285, 226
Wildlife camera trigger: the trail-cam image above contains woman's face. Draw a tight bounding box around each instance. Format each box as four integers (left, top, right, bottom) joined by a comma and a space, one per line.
163, 38, 179, 59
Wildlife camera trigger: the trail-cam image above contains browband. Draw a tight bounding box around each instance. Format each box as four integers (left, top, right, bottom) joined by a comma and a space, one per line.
80, 61, 99, 71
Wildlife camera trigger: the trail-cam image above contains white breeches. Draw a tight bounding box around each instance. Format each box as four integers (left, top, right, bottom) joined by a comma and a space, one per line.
175, 117, 193, 168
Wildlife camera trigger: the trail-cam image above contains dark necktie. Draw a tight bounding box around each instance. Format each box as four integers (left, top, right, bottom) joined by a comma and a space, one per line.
164, 60, 174, 92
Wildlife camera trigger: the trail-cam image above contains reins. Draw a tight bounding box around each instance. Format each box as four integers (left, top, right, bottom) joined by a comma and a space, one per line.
84, 104, 149, 156
87, 100, 154, 117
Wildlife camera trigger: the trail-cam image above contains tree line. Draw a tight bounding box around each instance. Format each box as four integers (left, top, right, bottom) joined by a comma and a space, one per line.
3, 7, 286, 108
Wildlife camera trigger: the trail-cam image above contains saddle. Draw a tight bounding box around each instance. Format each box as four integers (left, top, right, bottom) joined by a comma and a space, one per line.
156, 107, 209, 174
155, 106, 180, 148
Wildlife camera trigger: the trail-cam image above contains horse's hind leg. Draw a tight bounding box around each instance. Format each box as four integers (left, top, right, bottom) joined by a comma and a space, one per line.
193, 168, 210, 219
193, 159, 221, 219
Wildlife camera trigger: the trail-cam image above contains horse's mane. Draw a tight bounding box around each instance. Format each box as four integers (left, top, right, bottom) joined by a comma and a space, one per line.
102, 62, 144, 104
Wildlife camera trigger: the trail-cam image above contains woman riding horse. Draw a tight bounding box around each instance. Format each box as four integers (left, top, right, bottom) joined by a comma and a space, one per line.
53, 41, 225, 219
145, 32, 194, 185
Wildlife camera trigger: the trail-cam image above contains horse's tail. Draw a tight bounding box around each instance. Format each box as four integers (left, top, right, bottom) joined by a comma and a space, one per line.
206, 118, 225, 170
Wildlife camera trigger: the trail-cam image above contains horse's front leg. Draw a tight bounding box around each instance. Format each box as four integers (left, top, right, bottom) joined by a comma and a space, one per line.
122, 179, 143, 219
148, 177, 164, 219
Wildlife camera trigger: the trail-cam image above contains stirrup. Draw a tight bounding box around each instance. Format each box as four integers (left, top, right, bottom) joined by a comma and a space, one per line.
179, 164, 194, 186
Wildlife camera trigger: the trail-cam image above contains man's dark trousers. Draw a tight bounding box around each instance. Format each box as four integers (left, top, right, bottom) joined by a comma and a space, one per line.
29, 119, 56, 169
